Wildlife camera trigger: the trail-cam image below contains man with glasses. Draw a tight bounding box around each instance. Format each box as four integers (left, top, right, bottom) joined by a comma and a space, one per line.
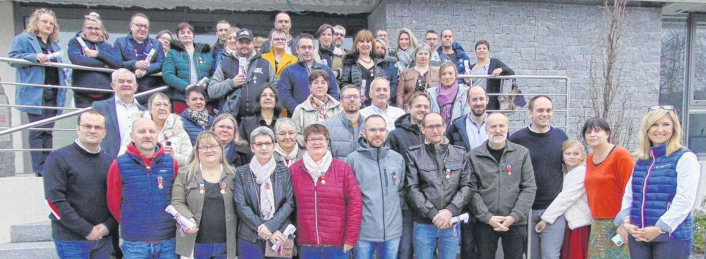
345, 114, 406, 259
114, 13, 164, 104
424, 30, 441, 68
280, 33, 339, 114
260, 12, 296, 55
44, 109, 115, 259
68, 12, 122, 108
375, 29, 394, 57
324, 84, 362, 160
212, 20, 231, 58
333, 25, 348, 53
360, 78, 405, 131
405, 112, 471, 259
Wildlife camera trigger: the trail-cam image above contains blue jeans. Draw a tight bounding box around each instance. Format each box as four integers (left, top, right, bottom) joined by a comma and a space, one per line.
398, 209, 414, 259
55, 238, 112, 259
237, 239, 266, 259
529, 209, 565, 259
413, 222, 461, 259
122, 238, 177, 259
298, 245, 350, 259
194, 243, 227, 259
628, 236, 692, 259
353, 237, 400, 259
28, 112, 55, 175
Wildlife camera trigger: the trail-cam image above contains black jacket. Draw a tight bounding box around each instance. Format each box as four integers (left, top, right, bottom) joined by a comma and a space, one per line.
238, 114, 278, 143
225, 142, 253, 168
387, 114, 425, 211
470, 58, 514, 111
341, 52, 391, 107
233, 162, 295, 243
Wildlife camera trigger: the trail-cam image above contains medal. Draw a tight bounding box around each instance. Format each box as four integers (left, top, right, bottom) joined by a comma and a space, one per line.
506, 164, 513, 176
199, 180, 205, 194
370, 68, 375, 77
265, 182, 271, 190
392, 171, 398, 184
321, 174, 327, 185
253, 76, 257, 84
445, 167, 451, 179
157, 176, 164, 189
220, 182, 227, 194
198, 57, 204, 64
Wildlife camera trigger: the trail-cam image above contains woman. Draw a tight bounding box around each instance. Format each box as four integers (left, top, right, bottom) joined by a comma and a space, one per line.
582, 117, 633, 259
181, 86, 215, 146
341, 29, 392, 107
273, 118, 304, 167
314, 24, 343, 72
290, 124, 362, 258
291, 70, 341, 132
470, 40, 514, 111
262, 29, 298, 77
397, 44, 439, 109
234, 126, 295, 258
374, 39, 400, 105
8, 8, 67, 176
239, 85, 281, 142
156, 30, 173, 56
535, 140, 592, 259
211, 113, 252, 167
614, 107, 700, 259
163, 22, 214, 114
118, 93, 193, 166
171, 132, 238, 259
426, 62, 469, 126
394, 28, 417, 72
213, 28, 239, 73
254, 36, 266, 54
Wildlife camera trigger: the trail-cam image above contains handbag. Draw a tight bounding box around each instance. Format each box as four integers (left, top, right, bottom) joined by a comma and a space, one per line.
510, 79, 526, 108
265, 238, 295, 258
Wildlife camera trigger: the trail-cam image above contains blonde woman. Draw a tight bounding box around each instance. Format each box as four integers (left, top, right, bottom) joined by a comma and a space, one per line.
535, 140, 592, 259
393, 27, 418, 72
211, 113, 252, 167
171, 131, 238, 259
614, 106, 700, 259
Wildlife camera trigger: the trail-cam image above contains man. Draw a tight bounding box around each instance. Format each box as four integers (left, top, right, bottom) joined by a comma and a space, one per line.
208, 28, 278, 120
324, 85, 362, 160
424, 30, 442, 68
360, 78, 405, 131
44, 110, 115, 259
375, 29, 393, 56
508, 95, 568, 259
446, 86, 490, 151
279, 33, 339, 114
387, 91, 430, 259
406, 112, 471, 259
113, 13, 164, 104
467, 113, 537, 259
333, 25, 348, 52
212, 20, 231, 58
260, 12, 296, 55
437, 29, 471, 84
345, 114, 406, 259
107, 118, 179, 259
92, 69, 147, 158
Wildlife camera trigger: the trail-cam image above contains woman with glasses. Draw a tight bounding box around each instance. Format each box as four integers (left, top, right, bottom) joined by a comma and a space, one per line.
426, 62, 470, 126
613, 106, 699, 259
291, 70, 341, 132
171, 132, 238, 259
234, 126, 295, 258
582, 117, 633, 259
211, 113, 252, 167
262, 29, 298, 77
396, 44, 439, 110
156, 30, 173, 56
273, 118, 303, 167
239, 86, 281, 142
290, 124, 362, 259
118, 93, 193, 166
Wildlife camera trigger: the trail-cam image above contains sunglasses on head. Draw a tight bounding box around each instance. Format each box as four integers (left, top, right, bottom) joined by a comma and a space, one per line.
648, 105, 675, 111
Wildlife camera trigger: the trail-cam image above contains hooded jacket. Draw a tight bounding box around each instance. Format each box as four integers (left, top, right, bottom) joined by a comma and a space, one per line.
324, 112, 364, 160
162, 42, 214, 102
345, 137, 405, 242
67, 31, 122, 96
437, 42, 472, 84
118, 112, 193, 166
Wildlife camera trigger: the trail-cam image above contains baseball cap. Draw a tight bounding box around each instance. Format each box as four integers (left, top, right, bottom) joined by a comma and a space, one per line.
236, 28, 253, 41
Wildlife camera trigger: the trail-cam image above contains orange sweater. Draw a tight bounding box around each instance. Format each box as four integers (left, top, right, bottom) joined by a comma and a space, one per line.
584, 146, 635, 218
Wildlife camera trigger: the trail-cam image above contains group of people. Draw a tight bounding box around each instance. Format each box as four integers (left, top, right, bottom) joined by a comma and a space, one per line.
9, 6, 702, 259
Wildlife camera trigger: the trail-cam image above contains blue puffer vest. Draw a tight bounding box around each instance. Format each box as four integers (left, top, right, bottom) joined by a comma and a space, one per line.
630, 144, 693, 241
118, 152, 176, 242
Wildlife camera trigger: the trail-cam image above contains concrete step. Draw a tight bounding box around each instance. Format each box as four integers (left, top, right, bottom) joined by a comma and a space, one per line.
11, 221, 52, 243
0, 241, 57, 259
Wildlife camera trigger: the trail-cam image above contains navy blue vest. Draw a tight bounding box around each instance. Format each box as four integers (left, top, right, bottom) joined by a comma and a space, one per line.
118, 152, 176, 241
629, 145, 693, 241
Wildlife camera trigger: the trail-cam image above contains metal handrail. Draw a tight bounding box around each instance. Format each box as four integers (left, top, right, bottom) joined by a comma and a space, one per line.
0, 81, 115, 93
0, 57, 163, 76
0, 127, 76, 131
0, 104, 81, 110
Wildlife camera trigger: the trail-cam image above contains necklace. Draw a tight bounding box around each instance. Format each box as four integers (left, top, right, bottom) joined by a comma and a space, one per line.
358, 56, 372, 63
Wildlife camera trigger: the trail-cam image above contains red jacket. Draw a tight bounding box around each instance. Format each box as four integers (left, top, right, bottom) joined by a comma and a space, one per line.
290, 159, 362, 247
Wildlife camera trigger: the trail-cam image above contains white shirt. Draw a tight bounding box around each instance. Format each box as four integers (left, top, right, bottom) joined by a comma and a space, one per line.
115, 97, 140, 142
465, 115, 488, 150
359, 104, 406, 131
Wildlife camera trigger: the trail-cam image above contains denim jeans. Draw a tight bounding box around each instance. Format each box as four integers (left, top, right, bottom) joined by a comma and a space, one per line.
194, 243, 227, 259
353, 237, 401, 259
397, 209, 414, 259
529, 209, 565, 259
628, 236, 692, 259
54, 238, 113, 259
237, 239, 266, 259
122, 238, 177, 259
413, 222, 461, 259
473, 221, 527, 259
28, 112, 55, 175
298, 245, 350, 259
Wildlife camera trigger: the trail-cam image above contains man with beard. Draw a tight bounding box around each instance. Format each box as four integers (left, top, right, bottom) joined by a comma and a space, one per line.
467, 113, 536, 259
345, 115, 406, 259
446, 86, 490, 151
324, 85, 363, 160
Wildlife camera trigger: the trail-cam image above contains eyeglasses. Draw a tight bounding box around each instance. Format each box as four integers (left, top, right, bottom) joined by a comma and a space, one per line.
333, 32, 345, 37
198, 145, 219, 152
648, 105, 675, 111
216, 125, 234, 131
298, 45, 314, 50
277, 131, 297, 137
252, 142, 273, 149
83, 26, 102, 31
425, 124, 445, 131
80, 124, 105, 131
306, 137, 327, 143
131, 23, 149, 29
364, 127, 387, 134
342, 94, 361, 100
273, 38, 287, 42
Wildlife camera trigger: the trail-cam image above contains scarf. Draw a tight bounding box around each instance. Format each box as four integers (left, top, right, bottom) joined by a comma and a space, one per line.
249, 156, 277, 220
275, 143, 299, 167
396, 47, 414, 71
302, 150, 333, 183
437, 82, 459, 126
185, 108, 210, 128
310, 96, 330, 121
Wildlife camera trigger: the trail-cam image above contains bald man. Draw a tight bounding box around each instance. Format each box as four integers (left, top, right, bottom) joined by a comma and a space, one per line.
107, 117, 180, 258
446, 86, 490, 151
466, 113, 536, 259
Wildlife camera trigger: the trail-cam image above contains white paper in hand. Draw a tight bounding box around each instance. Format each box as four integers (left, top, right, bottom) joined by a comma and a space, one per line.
238, 57, 247, 75
76, 37, 88, 49
165, 205, 196, 229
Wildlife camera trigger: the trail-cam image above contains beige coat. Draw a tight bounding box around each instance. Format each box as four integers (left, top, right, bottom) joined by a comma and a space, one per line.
396, 67, 440, 109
